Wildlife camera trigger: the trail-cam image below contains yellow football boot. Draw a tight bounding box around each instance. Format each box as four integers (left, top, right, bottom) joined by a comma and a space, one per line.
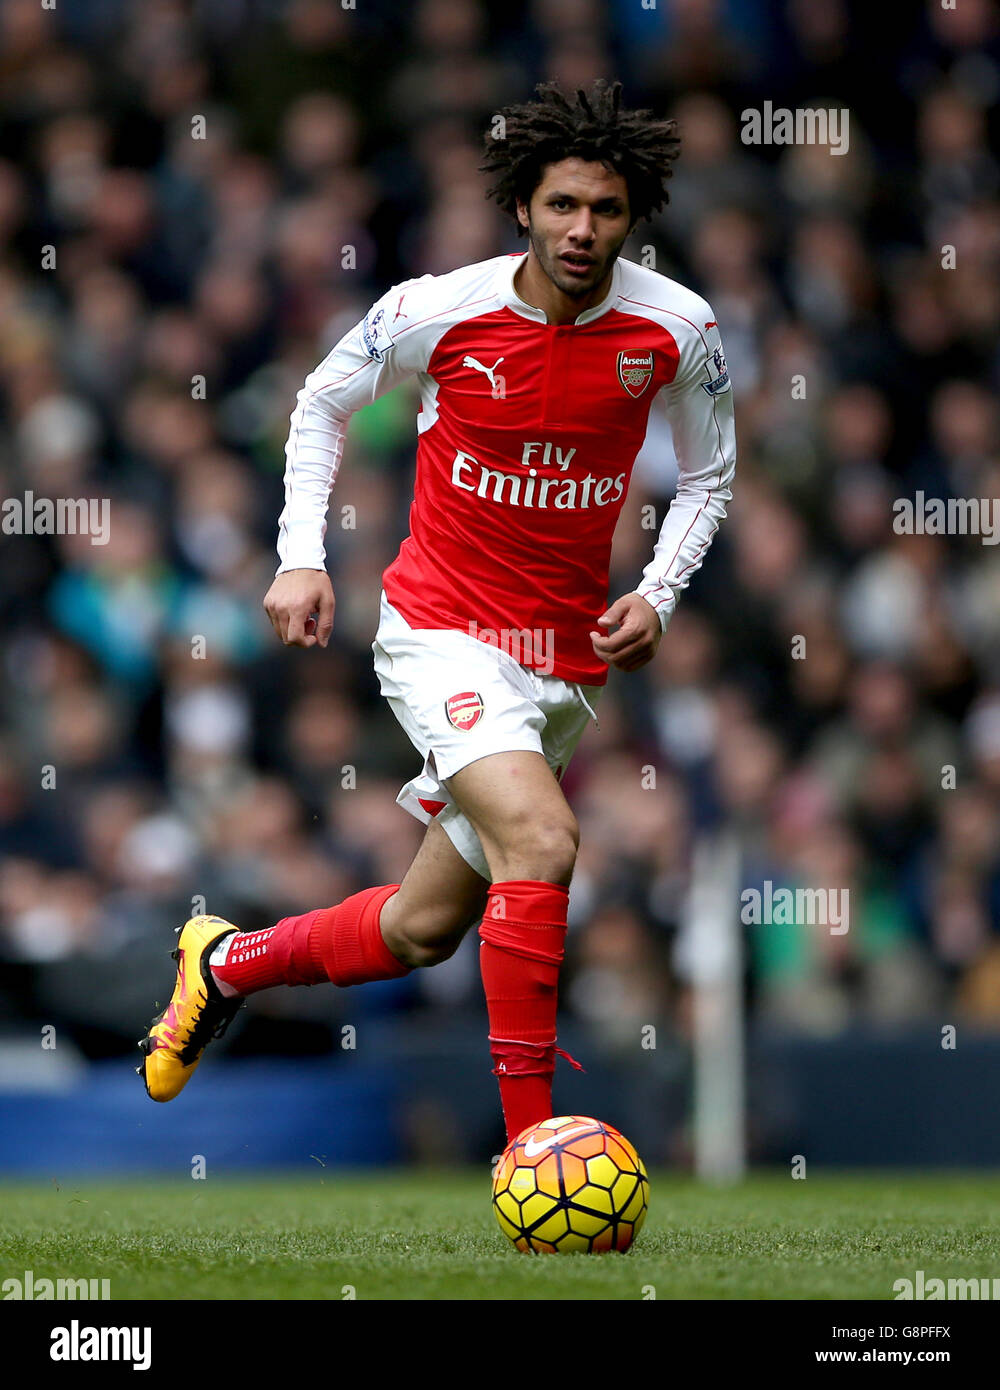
138, 916, 243, 1102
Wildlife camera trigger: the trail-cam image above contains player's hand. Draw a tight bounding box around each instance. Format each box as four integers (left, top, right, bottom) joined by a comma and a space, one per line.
263, 569, 335, 648
589, 593, 661, 672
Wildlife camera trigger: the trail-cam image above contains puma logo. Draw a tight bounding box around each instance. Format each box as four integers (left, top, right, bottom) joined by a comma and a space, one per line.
462, 355, 505, 390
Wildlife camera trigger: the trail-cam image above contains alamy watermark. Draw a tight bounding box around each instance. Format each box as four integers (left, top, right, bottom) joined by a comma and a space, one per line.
50, 1320, 151, 1371
740, 881, 850, 934
3, 1269, 111, 1299
893, 493, 999, 544
741, 102, 849, 156
468, 620, 555, 676
1, 492, 110, 545
894, 1270, 1000, 1300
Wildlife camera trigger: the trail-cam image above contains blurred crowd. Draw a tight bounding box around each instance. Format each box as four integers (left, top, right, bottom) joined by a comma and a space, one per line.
0, 0, 999, 1069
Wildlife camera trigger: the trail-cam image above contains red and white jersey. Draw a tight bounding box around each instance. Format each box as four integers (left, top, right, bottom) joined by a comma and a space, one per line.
277, 251, 736, 685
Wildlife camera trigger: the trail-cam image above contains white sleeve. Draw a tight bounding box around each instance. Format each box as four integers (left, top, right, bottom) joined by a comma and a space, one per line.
275, 281, 426, 574
632, 319, 736, 630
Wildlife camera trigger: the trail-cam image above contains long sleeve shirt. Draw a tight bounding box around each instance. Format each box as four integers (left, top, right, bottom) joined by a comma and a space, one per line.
277, 250, 736, 685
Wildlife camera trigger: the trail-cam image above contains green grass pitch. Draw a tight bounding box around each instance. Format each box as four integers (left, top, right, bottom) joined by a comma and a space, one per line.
2, 1171, 999, 1300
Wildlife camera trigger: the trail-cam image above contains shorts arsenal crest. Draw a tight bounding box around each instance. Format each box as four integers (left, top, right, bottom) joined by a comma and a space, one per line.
445, 690, 484, 730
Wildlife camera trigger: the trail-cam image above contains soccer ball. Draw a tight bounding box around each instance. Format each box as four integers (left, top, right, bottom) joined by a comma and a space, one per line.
492, 1115, 649, 1253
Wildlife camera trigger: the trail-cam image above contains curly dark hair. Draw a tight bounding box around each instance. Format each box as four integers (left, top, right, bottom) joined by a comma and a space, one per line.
480, 79, 681, 236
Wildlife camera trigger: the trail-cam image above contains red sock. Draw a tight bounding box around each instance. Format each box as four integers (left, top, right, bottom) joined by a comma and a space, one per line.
210, 885, 409, 995
479, 879, 582, 1144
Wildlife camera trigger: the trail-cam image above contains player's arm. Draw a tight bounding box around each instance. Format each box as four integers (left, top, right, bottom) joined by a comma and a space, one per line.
265, 284, 425, 647
592, 317, 736, 672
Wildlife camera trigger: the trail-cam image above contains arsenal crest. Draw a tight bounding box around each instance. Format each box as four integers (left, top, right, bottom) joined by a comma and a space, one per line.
617, 349, 654, 398
445, 690, 484, 731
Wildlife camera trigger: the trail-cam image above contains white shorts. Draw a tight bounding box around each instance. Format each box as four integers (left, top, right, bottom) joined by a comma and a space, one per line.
371, 590, 603, 881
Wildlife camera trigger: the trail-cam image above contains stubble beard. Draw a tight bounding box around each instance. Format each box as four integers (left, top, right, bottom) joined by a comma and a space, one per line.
528, 221, 623, 301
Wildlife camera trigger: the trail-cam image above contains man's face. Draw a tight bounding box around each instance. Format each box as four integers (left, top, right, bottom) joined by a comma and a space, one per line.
516, 158, 634, 298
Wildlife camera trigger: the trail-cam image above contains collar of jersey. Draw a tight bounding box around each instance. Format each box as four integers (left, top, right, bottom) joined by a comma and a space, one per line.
496, 251, 622, 326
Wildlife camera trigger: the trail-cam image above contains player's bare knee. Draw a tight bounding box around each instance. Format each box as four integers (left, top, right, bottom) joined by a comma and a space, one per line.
486, 815, 579, 884
389, 898, 484, 967
394, 924, 466, 968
